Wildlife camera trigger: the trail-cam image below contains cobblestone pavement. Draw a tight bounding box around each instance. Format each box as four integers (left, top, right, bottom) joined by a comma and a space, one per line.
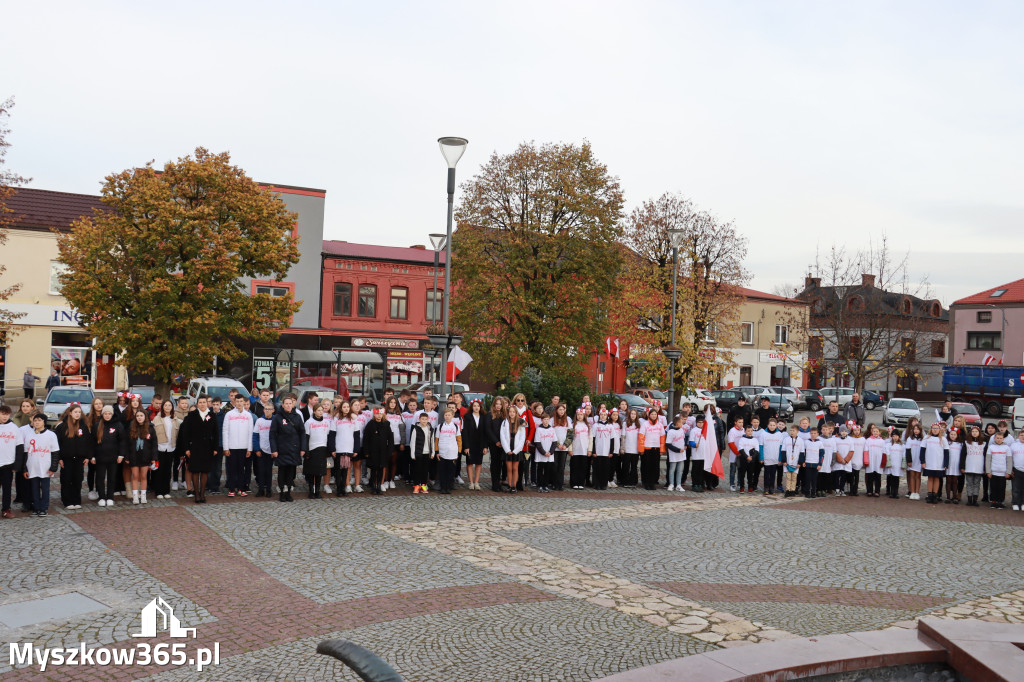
0, 479, 1022, 680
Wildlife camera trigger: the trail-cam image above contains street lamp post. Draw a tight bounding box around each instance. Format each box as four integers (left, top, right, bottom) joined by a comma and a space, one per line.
437, 136, 468, 400
663, 226, 686, 413
428, 233, 446, 327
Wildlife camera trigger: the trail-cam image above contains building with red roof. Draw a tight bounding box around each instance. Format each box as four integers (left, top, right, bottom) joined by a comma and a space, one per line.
949, 278, 1024, 367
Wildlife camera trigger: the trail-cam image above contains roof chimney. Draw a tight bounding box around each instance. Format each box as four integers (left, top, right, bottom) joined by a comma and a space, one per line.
805, 275, 821, 288
410, 245, 426, 250
862, 274, 875, 288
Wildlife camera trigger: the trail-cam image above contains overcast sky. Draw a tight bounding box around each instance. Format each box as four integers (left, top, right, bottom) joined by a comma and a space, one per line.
4, 1, 1022, 305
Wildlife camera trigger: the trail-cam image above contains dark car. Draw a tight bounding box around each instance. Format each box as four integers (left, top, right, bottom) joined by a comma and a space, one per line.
615, 393, 652, 415
754, 394, 795, 422
860, 390, 882, 410
802, 389, 824, 411
710, 390, 747, 412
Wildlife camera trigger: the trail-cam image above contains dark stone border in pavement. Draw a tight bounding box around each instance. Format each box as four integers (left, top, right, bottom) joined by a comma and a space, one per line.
781, 494, 1024, 527
652, 582, 949, 611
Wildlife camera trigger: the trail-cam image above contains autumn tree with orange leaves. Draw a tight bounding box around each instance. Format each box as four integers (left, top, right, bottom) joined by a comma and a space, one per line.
451, 141, 624, 382
56, 148, 301, 395
612, 193, 748, 397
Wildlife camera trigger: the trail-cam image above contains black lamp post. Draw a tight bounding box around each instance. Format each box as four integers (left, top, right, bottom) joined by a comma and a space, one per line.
663, 226, 685, 412
437, 136, 468, 399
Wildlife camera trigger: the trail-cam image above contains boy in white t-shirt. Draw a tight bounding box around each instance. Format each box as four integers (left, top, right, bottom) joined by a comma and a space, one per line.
0, 405, 25, 518
533, 414, 558, 493
24, 413, 60, 517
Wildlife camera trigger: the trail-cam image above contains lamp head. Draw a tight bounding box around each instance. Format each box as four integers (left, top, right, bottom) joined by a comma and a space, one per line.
429, 233, 447, 251
667, 226, 686, 250
438, 137, 469, 169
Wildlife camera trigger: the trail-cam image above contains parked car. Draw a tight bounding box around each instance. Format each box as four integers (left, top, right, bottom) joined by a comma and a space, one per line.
128, 385, 156, 406
678, 389, 717, 413
184, 376, 251, 406
710, 389, 747, 412
276, 385, 338, 408
40, 386, 96, 424
774, 386, 806, 409
615, 393, 653, 414
883, 398, 921, 427
1014, 398, 1024, 432
404, 381, 470, 402
860, 390, 882, 410
819, 387, 856, 406
629, 388, 668, 406
735, 385, 773, 400
950, 402, 982, 427
802, 389, 825, 411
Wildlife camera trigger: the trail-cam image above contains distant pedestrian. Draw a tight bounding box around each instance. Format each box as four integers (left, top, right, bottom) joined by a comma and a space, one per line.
44, 370, 60, 391
843, 393, 866, 426
22, 368, 41, 400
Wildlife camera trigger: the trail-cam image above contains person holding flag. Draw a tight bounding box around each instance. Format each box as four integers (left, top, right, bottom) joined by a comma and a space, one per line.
692, 406, 725, 490
446, 346, 473, 381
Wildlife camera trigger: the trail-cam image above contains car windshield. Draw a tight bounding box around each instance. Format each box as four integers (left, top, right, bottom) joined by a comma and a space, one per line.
206, 386, 251, 401
889, 399, 917, 409
132, 388, 155, 403
647, 390, 667, 400
953, 404, 978, 415
47, 389, 93, 403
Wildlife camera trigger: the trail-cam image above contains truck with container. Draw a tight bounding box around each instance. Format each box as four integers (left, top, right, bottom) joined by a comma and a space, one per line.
941, 365, 1024, 417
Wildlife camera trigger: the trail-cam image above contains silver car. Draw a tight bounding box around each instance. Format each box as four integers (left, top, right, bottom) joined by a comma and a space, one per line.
40, 386, 96, 424
883, 398, 920, 427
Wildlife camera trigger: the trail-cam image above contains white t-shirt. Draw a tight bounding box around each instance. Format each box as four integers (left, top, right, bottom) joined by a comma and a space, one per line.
639, 419, 665, 451
332, 417, 358, 453
24, 429, 59, 478
0, 421, 24, 467
437, 421, 461, 459
533, 425, 557, 463
305, 417, 331, 450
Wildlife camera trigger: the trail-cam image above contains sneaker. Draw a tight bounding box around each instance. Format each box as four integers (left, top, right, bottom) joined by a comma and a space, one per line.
132, 492, 140, 505
227, 491, 235, 497
608, 481, 618, 488
345, 485, 353, 493
456, 476, 465, 484
239, 491, 248, 497
37, 511, 47, 517
140, 492, 147, 504
354, 485, 364, 493
420, 485, 428, 495
172, 481, 179, 491
98, 499, 106, 507
324, 485, 333, 494
413, 486, 421, 494
1013, 505, 1021, 511
186, 491, 194, 498
105, 499, 114, 507
88, 491, 99, 501
738, 487, 746, 493
730, 485, 737, 492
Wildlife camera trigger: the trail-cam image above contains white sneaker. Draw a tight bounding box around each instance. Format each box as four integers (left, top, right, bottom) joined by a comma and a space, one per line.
132, 491, 140, 505
172, 481, 179, 491
345, 485, 353, 493
1013, 505, 1021, 511
456, 476, 465, 484
730, 485, 737, 492
98, 499, 106, 507
106, 499, 114, 507
354, 485, 364, 493
88, 491, 99, 500
910, 493, 919, 500
608, 481, 618, 488
140, 492, 147, 504
324, 485, 333, 494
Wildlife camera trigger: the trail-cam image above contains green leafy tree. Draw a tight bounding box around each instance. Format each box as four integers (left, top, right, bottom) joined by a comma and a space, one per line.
56, 148, 301, 395
451, 141, 624, 385
0, 96, 30, 340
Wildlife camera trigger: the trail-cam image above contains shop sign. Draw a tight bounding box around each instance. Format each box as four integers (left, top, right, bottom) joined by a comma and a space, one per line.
350, 337, 419, 350
4, 303, 84, 328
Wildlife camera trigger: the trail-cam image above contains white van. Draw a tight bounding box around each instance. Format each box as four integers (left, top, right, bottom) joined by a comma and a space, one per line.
1013, 398, 1024, 432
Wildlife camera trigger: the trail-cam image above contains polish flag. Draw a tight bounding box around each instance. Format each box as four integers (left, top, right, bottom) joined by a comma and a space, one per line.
982, 353, 997, 366
701, 407, 725, 479
446, 346, 473, 381
815, 409, 825, 420
606, 337, 613, 357
613, 337, 621, 359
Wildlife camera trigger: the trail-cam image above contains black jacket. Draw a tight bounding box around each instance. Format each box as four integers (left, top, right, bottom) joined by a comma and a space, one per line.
409, 422, 436, 460
94, 419, 126, 462
485, 413, 504, 451
754, 406, 777, 426
128, 423, 159, 461
461, 412, 489, 455
362, 418, 394, 467
727, 404, 752, 429
182, 410, 219, 458
817, 410, 844, 430
269, 408, 305, 466
55, 421, 93, 461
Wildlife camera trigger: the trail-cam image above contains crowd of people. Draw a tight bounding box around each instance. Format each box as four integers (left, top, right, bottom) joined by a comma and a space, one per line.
1, 388, 1023, 518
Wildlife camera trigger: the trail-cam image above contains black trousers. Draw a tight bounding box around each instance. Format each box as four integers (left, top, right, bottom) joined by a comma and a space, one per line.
304, 474, 321, 495
640, 449, 661, 489
847, 469, 861, 495
886, 474, 900, 497
95, 459, 119, 499
59, 457, 85, 506
803, 467, 819, 496
746, 460, 761, 490
490, 447, 504, 491
412, 455, 431, 486
207, 453, 223, 492
438, 458, 456, 492
608, 454, 619, 484
552, 451, 567, 490
569, 455, 589, 488
278, 464, 296, 490
152, 450, 173, 495
592, 456, 611, 490
989, 475, 1007, 504
536, 461, 552, 489
865, 472, 882, 495
241, 454, 253, 490
226, 449, 247, 491
87, 460, 96, 491
0, 464, 13, 511
833, 470, 846, 493
255, 452, 274, 490
621, 453, 639, 486
1011, 470, 1024, 507
690, 462, 704, 488
762, 464, 778, 492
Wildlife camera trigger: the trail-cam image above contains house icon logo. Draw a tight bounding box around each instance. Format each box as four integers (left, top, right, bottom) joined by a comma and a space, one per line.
132, 596, 197, 639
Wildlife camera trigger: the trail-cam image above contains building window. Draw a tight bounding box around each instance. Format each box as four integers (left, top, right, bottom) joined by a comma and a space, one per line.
358, 284, 377, 318
848, 296, 864, 312
740, 322, 753, 345
990, 289, 1007, 298
333, 283, 352, 316
901, 338, 916, 362
389, 287, 408, 320
255, 285, 290, 297
426, 289, 443, 323
49, 261, 68, 295
896, 373, 918, 392
967, 331, 1001, 350
848, 335, 862, 359
977, 311, 992, 323
931, 339, 945, 358
774, 325, 789, 345
704, 322, 717, 343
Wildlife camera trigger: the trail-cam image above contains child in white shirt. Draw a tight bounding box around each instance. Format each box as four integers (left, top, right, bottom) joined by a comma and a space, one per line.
24, 413, 59, 516
533, 414, 557, 493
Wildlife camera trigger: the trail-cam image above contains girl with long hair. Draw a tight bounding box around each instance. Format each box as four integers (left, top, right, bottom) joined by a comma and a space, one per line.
486, 397, 508, 491
551, 403, 571, 491
461, 398, 488, 490
903, 422, 924, 500
127, 408, 157, 504
152, 400, 180, 499
383, 396, 405, 492
330, 400, 355, 497
500, 404, 527, 494
83, 397, 105, 501
55, 404, 91, 509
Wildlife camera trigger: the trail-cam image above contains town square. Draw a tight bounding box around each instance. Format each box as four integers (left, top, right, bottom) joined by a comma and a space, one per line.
1, 2, 1024, 680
